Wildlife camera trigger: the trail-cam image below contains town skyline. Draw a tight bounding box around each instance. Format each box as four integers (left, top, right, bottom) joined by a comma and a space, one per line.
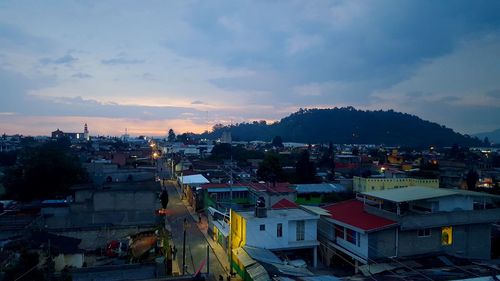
1, 1, 500, 136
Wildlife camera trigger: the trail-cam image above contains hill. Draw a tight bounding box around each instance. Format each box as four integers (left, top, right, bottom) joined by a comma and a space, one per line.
474, 128, 500, 144
203, 107, 483, 147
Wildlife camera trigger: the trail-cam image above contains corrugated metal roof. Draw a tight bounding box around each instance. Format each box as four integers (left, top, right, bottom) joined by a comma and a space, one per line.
293, 183, 346, 194
243, 246, 282, 264
233, 248, 256, 268
246, 263, 271, 281
361, 186, 499, 203
179, 174, 209, 184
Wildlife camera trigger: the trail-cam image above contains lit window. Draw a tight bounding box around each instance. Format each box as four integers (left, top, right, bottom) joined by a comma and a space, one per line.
441, 226, 452, 245
418, 229, 431, 237
277, 223, 283, 237
260, 224, 265, 231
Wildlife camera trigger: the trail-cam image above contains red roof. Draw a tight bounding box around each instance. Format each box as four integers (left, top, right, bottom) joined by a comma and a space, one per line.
322, 200, 397, 232
271, 198, 299, 209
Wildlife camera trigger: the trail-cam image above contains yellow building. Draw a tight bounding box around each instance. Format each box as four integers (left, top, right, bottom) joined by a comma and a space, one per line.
353, 176, 439, 192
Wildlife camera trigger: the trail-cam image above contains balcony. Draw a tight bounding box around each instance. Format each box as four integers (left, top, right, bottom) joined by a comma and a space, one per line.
364, 204, 500, 230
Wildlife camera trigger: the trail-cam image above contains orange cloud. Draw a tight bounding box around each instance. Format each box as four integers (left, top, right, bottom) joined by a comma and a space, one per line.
0, 115, 209, 136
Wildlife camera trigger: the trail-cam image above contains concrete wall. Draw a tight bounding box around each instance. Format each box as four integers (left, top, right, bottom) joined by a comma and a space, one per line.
397, 224, 491, 260
436, 195, 474, 211
245, 217, 318, 250
93, 191, 157, 211
368, 228, 397, 259
353, 177, 439, 192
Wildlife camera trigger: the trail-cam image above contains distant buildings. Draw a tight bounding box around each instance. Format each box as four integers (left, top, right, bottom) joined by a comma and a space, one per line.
353, 176, 439, 192
51, 123, 90, 141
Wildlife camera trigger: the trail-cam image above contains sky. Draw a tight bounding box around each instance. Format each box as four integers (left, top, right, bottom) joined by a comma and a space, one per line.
1, 0, 500, 137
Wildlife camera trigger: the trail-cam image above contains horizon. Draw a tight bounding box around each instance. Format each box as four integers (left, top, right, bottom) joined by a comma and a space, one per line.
2, 106, 497, 138
1, 1, 500, 136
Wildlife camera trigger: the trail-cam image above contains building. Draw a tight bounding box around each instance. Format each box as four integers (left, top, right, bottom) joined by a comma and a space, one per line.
353, 176, 439, 192
51, 123, 90, 141
318, 186, 500, 271
231, 199, 320, 269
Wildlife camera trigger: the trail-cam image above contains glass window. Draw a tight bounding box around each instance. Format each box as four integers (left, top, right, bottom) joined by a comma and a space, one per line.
277, 223, 283, 237
441, 226, 452, 245
346, 229, 356, 244
260, 224, 265, 231
335, 224, 344, 239
296, 220, 305, 241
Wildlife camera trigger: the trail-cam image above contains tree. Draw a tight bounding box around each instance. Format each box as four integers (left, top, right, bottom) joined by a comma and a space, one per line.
271, 136, 284, 148
2, 141, 87, 201
257, 153, 285, 182
465, 169, 479, 190
295, 150, 316, 183
168, 129, 176, 142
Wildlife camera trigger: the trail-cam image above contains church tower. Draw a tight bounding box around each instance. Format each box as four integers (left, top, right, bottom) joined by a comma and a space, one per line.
84, 123, 89, 141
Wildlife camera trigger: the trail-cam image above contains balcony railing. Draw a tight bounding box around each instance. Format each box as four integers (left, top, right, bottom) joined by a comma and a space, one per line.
364, 204, 500, 230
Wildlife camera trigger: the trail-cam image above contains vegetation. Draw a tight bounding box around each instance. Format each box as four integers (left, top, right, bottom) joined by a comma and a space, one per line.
2, 139, 87, 201
202, 107, 483, 147
257, 153, 286, 182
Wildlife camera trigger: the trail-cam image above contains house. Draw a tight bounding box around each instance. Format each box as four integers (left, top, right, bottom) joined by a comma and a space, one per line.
30, 231, 85, 271
353, 176, 439, 192
178, 174, 210, 209
231, 199, 320, 270
201, 183, 251, 211
318, 186, 500, 272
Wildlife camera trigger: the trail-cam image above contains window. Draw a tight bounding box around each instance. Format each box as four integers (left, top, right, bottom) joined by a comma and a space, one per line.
335, 224, 344, 239
346, 229, 356, 244
277, 223, 283, 237
418, 229, 431, 237
260, 224, 265, 231
296, 220, 305, 241
441, 226, 452, 245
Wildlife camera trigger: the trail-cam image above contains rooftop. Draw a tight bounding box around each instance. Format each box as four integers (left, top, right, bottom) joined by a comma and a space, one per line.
322, 200, 397, 232
271, 198, 299, 209
238, 208, 318, 221
247, 182, 295, 193
361, 186, 500, 203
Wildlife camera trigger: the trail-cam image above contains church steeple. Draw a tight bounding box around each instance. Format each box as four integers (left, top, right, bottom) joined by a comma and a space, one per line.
83, 123, 89, 141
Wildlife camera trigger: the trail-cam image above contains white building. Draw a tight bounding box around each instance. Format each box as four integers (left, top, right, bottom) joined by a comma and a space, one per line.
231, 199, 320, 267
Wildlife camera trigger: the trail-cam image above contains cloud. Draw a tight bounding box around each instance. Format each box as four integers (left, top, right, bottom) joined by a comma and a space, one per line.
0, 22, 52, 51
191, 100, 208, 105
71, 72, 92, 79
40, 54, 78, 65
101, 57, 144, 65
1, 1, 500, 135
485, 89, 500, 99
286, 34, 322, 55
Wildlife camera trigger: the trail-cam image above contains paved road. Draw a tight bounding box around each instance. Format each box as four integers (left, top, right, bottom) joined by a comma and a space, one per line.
162, 180, 228, 281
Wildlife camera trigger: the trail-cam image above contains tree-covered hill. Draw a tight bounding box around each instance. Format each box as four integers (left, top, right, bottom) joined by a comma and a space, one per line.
203, 107, 483, 147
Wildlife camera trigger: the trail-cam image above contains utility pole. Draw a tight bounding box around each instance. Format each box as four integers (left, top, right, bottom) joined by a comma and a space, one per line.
228, 140, 233, 280
182, 218, 187, 275
206, 245, 210, 275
